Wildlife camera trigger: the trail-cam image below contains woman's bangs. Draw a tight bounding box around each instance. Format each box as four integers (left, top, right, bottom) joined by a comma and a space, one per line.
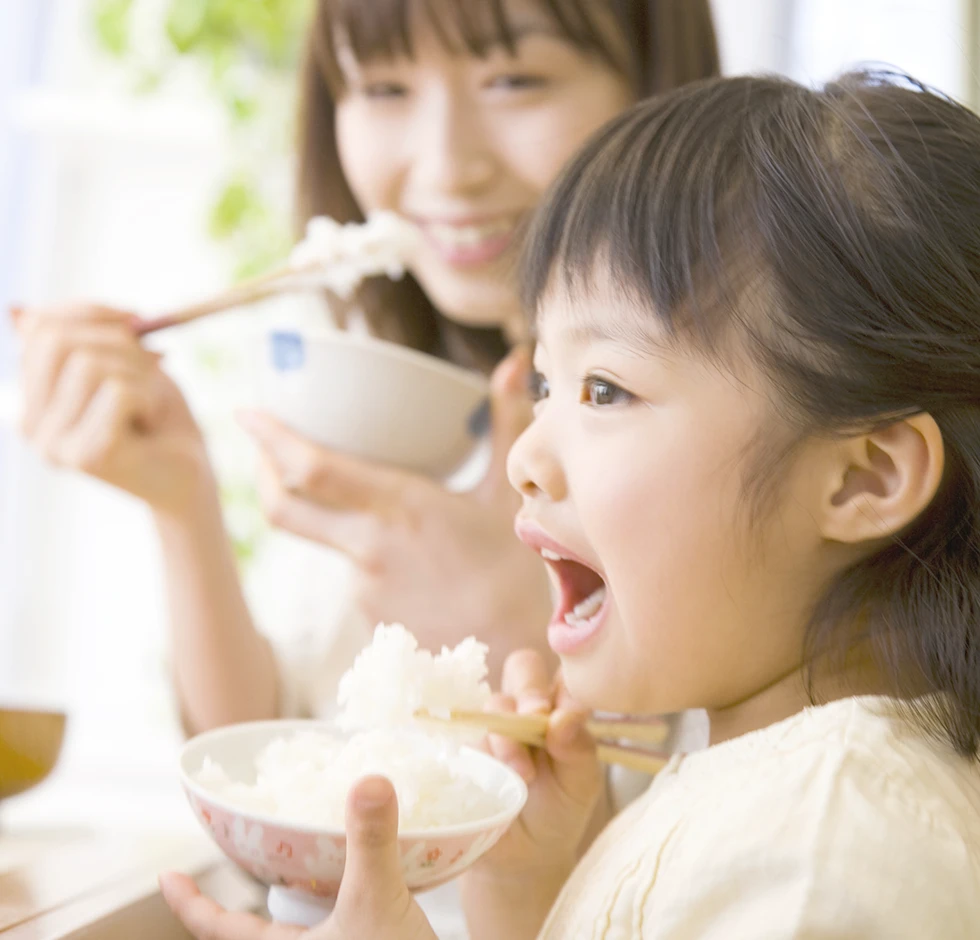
314, 0, 622, 90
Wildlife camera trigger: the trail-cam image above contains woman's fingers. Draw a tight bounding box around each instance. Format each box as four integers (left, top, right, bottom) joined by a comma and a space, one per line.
30, 347, 157, 449
20, 320, 147, 434
238, 410, 405, 514
17, 303, 134, 326
255, 453, 387, 564
478, 345, 534, 499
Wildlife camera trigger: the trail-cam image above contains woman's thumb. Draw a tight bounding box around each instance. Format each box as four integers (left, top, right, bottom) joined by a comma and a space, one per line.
483, 345, 534, 489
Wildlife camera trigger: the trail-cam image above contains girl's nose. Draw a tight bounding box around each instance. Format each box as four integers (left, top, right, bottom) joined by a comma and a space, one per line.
507, 419, 567, 502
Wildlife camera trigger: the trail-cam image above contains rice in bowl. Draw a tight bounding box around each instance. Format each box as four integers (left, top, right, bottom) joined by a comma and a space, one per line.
192, 624, 502, 830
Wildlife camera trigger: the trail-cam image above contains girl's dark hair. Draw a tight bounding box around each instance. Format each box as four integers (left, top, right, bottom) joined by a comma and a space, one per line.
296, 0, 720, 372
523, 70, 980, 758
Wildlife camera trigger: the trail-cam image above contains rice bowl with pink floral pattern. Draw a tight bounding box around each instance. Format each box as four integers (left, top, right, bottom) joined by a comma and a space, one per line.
178, 626, 528, 925
180, 720, 526, 923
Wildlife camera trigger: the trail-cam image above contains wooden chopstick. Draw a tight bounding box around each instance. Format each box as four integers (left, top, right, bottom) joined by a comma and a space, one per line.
418, 709, 668, 746
415, 709, 669, 776
134, 262, 310, 337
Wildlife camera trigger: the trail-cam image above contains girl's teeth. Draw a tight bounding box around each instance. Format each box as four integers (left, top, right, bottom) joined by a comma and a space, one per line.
541, 548, 563, 561
564, 586, 607, 627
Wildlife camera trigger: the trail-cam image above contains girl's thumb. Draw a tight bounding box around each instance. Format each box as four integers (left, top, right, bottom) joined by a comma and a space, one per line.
546, 708, 604, 809
335, 776, 406, 909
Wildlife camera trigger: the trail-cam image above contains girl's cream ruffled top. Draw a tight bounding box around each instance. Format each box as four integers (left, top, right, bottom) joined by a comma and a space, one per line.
540, 695, 980, 939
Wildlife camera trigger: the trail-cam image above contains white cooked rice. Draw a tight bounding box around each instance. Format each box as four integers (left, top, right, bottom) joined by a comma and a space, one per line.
288, 211, 420, 298
337, 623, 491, 732
195, 624, 499, 830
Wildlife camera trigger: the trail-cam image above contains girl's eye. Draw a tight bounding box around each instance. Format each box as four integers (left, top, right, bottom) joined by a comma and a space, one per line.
489, 74, 547, 91
363, 82, 410, 99
528, 370, 550, 402
583, 376, 633, 407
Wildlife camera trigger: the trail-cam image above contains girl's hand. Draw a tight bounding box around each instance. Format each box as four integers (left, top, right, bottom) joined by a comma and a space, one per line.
14, 304, 210, 516
459, 650, 604, 940
160, 776, 437, 940
237, 347, 554, 678
478, 649, 604, 874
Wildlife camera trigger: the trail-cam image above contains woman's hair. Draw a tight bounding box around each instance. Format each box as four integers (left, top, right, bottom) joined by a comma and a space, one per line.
295, 0, 720, 372
522, 70, 980, 758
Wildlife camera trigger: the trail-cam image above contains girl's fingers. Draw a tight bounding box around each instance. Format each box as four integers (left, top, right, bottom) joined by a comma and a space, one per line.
545, 707, 595, 763
500, 649, 553, 713
159, 872, 301, 940
485, 692, 537, 783
543, 707, 604, 814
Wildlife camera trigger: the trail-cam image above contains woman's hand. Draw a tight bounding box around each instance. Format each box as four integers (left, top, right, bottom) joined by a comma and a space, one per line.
459, 649, 604, 940
14, 304, 211, 516
160, 776, 437, 940
237, 347, 554, 678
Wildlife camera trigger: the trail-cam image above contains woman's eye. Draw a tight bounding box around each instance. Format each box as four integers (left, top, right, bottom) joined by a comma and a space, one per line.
363, 82, 410, 99
489, 74, 547, 91
528, 370, 550, 402
583, 376, 632, 407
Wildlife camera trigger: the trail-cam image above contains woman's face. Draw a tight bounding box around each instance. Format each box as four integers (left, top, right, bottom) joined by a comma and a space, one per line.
333, 2, 633, 338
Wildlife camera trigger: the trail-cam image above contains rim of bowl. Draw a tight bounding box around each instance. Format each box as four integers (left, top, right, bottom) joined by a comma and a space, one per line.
250, 327, 491, 395
179, 719, 528, 841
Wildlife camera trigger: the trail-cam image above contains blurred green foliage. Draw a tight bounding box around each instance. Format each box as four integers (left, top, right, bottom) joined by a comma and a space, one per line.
90, 0, 316, 566
91, 0, 313, 278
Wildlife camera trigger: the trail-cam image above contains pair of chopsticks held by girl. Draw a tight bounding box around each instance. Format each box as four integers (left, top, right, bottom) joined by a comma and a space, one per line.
155, 70, 980, 939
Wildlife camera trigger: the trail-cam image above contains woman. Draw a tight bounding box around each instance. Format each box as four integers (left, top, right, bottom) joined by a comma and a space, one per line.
15, 0, 718, 736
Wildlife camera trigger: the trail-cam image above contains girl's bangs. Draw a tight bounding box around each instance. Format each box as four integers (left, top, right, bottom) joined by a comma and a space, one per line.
314, 0, 624, 90
520, 78, 768, 356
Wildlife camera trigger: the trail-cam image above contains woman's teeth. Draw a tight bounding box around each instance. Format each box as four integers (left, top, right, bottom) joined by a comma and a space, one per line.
426, 219, 514, 249
564, 586, 607, 627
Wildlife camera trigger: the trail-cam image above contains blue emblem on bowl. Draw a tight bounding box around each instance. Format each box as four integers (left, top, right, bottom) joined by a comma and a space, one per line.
270, 331, 305, 372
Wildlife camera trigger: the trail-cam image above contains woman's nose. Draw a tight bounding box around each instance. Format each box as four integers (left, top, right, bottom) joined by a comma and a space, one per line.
413, 88, 497, 194
507, 419, 567, 502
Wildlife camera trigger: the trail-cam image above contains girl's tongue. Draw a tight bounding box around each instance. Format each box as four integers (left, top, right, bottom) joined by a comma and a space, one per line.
550, 558, 608, 627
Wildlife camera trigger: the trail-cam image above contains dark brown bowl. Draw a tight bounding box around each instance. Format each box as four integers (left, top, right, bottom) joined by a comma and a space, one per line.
0, 707, 67, 800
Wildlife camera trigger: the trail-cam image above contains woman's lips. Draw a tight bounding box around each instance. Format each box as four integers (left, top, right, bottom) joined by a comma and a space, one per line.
416, 216, 519, 266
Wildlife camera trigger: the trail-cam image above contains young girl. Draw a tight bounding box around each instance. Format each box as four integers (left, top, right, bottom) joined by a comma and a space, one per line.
14, 0, 718, 734
162, 70, 980, 938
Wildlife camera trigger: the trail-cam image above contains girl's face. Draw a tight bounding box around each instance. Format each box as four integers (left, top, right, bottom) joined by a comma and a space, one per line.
508, 274, 846, 723
333, 2, 633, 338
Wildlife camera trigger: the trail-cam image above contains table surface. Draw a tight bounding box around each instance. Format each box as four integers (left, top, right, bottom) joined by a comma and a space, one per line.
0, 755, 266, 938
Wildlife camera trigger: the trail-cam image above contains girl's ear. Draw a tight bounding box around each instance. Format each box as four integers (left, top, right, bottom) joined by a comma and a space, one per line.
819, 414, 945, 545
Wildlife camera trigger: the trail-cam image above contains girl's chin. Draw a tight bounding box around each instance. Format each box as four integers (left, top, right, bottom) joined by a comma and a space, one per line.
560, 661, 642, 715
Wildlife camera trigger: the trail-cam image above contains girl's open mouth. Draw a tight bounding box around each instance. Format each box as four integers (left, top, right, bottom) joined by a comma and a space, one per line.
540, 549, 611, 655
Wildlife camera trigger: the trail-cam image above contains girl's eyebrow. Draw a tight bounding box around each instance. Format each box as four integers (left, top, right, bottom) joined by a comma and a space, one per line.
563, 319, 671, 361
